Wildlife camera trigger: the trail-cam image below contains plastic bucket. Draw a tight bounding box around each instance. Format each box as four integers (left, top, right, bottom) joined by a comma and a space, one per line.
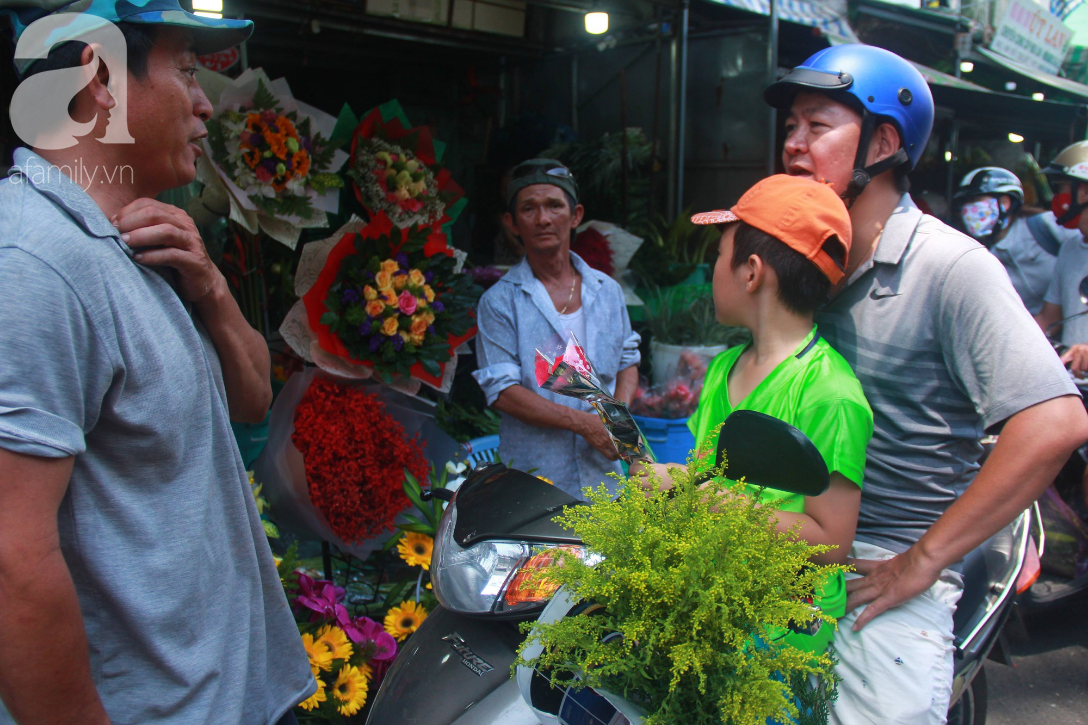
632, 414, 696, 465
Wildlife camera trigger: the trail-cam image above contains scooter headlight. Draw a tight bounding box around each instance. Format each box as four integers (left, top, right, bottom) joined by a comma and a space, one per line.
431, 505, 585, 615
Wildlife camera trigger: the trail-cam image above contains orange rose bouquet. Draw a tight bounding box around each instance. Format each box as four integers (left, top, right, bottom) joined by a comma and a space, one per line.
279, 214, 480, 394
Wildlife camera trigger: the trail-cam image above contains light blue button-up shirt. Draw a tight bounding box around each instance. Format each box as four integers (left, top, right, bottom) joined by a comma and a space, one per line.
473, 252, 641, 499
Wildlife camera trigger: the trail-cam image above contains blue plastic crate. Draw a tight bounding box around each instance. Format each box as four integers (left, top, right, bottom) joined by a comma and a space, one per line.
632, 414, 696, 465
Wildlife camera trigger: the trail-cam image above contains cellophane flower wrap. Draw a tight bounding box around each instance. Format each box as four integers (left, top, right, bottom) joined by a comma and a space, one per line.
348, 100, 465, 230
279, 214, 480, 395
198, 68, 350, 249
291, 376, 429, 544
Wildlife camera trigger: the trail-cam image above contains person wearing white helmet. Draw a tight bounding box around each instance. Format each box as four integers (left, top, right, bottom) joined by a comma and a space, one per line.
765, 45, 1087, 724
1036, 141, 1088, 376
953, 166, 1081, 315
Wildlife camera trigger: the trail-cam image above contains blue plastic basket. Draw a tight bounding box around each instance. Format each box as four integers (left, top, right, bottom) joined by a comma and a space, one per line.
632, 414, 696, 465
463, 434, 501, 469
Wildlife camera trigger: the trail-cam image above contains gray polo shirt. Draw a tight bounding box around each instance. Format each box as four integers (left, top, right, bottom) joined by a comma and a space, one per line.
990, 212, 1081, 315
816, 195, 1076, 556
1044, 234, 1088, 346
0, 149, 314, 724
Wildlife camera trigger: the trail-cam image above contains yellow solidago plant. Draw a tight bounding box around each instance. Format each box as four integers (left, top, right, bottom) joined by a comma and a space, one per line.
513, 440, 845, 725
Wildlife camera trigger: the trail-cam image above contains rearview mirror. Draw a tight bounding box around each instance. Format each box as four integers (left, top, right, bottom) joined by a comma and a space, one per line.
715, 410, 830, 497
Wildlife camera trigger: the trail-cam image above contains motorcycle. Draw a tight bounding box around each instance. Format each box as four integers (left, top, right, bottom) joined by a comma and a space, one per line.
365, 410, 1036, 725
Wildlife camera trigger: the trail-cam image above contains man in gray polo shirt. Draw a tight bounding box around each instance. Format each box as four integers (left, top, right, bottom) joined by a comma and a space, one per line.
0, 4, 313, 724
765, 46, 1087, 723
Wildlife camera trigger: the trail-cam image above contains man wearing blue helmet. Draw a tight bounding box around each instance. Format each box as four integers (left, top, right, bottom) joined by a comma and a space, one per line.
0, 3, 314, 724
766, 45, 1087, 723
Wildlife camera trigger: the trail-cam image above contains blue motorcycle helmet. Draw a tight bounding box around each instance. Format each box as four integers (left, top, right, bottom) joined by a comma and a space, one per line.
765, 45, 935, 204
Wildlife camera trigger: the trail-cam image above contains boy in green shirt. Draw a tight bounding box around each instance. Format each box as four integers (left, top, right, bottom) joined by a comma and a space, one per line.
641, 174, 873, 651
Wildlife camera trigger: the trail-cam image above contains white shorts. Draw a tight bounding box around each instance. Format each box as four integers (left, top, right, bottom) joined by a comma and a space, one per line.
828, 542, 964, 725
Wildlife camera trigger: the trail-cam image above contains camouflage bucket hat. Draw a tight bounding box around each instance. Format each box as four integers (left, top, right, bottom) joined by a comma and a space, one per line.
1, 0, 254, 74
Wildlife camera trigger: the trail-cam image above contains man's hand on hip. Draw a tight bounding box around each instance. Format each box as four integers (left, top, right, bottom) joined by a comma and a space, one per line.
845, 545, 944, 631
113, 198, 223, 302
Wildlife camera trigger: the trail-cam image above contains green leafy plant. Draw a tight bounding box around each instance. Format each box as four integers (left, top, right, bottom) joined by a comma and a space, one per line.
645, 208, 721, 265
436, 397, 501, 443
630, 209, 720, 288
384, 463, 456, 548
543, 129, 654, 231
514, 441, 842, 725
642, 286, 749, 348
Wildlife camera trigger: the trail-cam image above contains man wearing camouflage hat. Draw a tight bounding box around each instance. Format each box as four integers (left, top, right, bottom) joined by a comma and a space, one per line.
0, 3, 314, 723
473, 158, 641, 498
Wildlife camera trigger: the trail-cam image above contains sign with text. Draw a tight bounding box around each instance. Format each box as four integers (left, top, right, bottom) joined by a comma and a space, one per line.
991, 0, 1073, 75
198, 48, 240, 73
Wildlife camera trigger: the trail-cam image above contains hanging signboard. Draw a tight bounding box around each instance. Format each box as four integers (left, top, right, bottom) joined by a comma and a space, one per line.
990, 0, 1073, 75
198, 48, 241, 73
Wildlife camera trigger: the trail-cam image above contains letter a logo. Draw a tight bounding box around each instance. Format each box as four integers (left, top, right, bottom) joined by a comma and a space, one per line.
10, 13, 135, 150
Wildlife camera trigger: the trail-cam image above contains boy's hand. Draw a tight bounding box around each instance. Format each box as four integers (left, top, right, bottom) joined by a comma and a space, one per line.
632, 462, 675, 494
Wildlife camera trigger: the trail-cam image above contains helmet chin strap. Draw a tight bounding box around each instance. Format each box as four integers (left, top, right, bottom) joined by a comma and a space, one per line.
1056, 181, 1088, 226
841, 111, 910, 208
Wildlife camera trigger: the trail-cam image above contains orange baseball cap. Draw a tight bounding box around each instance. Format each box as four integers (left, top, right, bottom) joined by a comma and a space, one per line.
691, 175, 852, 285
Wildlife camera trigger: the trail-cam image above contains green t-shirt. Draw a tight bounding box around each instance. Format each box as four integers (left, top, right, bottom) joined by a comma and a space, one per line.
688, 326, 873, 508
687, 327, 874, 653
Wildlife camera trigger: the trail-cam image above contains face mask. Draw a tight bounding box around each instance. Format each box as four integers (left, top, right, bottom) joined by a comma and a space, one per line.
959, 198, 1002, 239
1052, 192, 1082, 229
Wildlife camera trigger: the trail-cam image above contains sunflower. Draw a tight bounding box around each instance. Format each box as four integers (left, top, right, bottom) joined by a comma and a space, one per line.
331, 664, 369, 717
384, 600, 427, 641
298, 677, 326, 711
301, 633, 333, 675
316, 624, 354, 661
397, 532, 434, 570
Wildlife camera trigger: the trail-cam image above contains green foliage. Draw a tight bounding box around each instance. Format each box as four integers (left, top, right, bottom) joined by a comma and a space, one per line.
646, 208, 721, 265
514, 441, 842, 725
276, 541, 300, 582
436, 397, 501, 443
641, 286, 750, 348
384, 462, 459, 552
790, 661, 841, 725
543, 129, 654, 230
630, 209, 721, 288
252, 192, 318, 220
310, 172, 345, 196
251, 79, 281, 113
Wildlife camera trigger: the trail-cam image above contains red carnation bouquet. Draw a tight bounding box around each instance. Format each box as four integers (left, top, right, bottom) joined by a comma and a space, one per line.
291, 376, 429, 543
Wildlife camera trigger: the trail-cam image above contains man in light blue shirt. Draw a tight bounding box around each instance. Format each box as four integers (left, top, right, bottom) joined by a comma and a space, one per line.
473, 159, 640, 498
0, 3, 313, 724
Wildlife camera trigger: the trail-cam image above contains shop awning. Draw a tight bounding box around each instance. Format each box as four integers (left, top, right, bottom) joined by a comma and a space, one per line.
909, 60, 992, 92
976, 46, 1088, 102
911, 54, 1088, 136
704, 0, 859, 43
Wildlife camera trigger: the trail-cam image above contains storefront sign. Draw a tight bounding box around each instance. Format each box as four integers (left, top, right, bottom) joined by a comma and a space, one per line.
198, 48, 240, 73
991, 0, 1073, 75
